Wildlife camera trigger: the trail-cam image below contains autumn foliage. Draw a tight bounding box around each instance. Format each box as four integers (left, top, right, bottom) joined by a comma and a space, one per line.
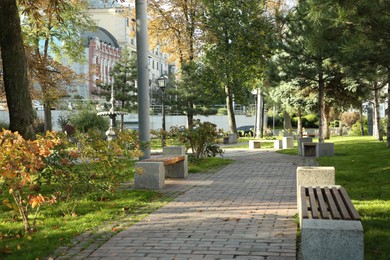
0, 130, 69, 233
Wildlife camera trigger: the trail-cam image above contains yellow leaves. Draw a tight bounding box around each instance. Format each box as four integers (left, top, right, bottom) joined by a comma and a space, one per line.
0, 130, 62, 183
29, 194, 57, 209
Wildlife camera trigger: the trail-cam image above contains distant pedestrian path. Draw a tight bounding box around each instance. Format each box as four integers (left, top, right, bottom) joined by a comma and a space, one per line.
80, 149, 317, 259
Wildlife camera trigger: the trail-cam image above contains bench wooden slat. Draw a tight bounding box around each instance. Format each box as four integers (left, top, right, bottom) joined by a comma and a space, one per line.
307, 187, 319, 219
323, 187, 341, 219
143, 156, 185, 166
301, 186, 309, 219
315, 187, 330, 219
331, 187, 351, 220
339, 187, 361, 220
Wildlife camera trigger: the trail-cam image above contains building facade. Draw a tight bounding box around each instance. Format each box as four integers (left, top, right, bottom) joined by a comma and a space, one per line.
70, 0, 172, 100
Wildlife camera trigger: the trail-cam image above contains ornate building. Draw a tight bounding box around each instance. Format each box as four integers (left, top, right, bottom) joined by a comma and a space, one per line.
70, 0, 172, 100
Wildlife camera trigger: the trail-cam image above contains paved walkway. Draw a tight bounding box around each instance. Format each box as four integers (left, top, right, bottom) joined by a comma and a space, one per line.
55, 149, 316, 260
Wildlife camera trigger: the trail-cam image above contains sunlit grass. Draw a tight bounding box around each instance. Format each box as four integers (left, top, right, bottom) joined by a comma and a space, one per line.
285, 135, 390, 259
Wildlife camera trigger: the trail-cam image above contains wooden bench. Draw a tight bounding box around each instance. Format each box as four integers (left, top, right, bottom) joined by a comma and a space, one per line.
249, 139, 282, 149
299, 185, 364, 260
142, 155, 185, 165
300, 186, 360, 221
142, 155, 186, 178
134, 146, 188, 189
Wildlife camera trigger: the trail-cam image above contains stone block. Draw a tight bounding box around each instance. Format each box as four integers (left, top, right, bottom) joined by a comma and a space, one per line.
249, 140, 260, 149
282, 136, 294, 149
165, 155, 188, 178
163, 146, 186, 156
274, 140, 282, 149
301, 219, 364, 260
296, 166, 335, 187
316, 142, 335, 157
302, 142, 317, 157
134, 162, 165, 189
298, 137, 313, 156
227, 133, 238, 144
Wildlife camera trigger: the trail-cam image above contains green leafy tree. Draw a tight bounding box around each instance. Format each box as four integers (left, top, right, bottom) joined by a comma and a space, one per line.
202, 0, 274, 134
331, 1, 390, 144
277, 1, 348, 142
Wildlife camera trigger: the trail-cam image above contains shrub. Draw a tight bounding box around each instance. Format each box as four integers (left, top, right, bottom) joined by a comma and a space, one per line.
171, 120, 223, 159
69, 109, 109, 134
349, 118, 368, 136
41, 129, 142, 215
217, 108, 227, 115
341, 111, 360, 127
0, 130, 67, 233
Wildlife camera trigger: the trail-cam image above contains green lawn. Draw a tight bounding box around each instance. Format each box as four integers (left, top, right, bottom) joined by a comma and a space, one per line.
281, 136, 390, 259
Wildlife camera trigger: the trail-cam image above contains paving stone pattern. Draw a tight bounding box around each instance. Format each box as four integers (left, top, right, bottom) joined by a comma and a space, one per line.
54, 150, 316, 260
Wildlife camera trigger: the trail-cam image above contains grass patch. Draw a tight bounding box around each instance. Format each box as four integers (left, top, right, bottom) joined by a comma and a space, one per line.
316, 136, 390, 260
0, 189, 162, 260
278, 136, 390, 258
189, 156, 233, 173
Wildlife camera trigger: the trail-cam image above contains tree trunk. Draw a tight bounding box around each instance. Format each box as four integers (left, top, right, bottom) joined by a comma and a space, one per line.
0, 0, 35, 139
324, 102, 331, 139
297, 108, 303, 137
373, 82, 383, 141
359, 105, 365, 136
225, 85, 237, 134
120, 114, 124, 132
187, 100, 194, 129
387, 69, 390, 147
283, 111, 292, 131
317, 59, 325, 143
44, 105, 52, 131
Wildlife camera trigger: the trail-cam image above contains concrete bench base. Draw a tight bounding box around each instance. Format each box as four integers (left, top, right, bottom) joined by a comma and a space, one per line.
134, 146, 188, 189
302, 219, 364, 260
298, 185, 364, 260
249, 139, 281, 150
301, 142, 335, 157
134, 162, 165, 189
282, 136, 294, 149
316, 142, 334, 157
296, 166, 335, 194
298, 137, 313, 156
223, 133, 237, 144
302, 142, 317, 156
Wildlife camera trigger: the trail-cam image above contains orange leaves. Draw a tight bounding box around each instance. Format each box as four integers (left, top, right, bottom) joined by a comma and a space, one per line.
0, 129, 63, 233
28, 194, 56, 209
0, 130, 62, 181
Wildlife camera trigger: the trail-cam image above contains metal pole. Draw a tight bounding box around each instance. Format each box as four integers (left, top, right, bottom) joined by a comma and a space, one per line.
161, 90, 166, 147
136, 0, 151, 159
256, 88, 262, 138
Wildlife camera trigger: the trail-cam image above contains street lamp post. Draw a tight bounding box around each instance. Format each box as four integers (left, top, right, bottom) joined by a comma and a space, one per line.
157, 74, 168, 147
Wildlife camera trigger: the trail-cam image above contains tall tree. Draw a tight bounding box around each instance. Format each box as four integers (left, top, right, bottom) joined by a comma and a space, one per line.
0, 0, 35, 138
334, 0, 390, 145
149, 0, 204, 128
21, 0, 94, 131
202, 0, 274, 134
279, 0, 346, 142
